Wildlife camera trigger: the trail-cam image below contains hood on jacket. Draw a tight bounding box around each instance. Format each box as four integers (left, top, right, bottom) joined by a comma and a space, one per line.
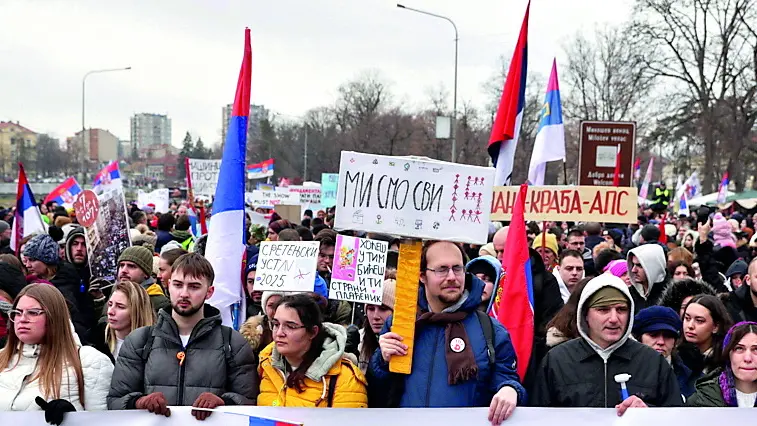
552, 264, 586, 304
725, 259, 748, 278
418, 273, 484, 314
171, 230, 193, 242
240, 314, 266, 350
627, 244, 667, 298
465, 256, 502, 282
270, 322, 348, 382
64, 226, 86, 265
658, 278, 716, 314
576, 274, 635, 360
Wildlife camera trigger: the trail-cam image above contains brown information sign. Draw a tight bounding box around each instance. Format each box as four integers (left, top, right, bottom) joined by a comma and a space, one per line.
578, 121, 636, 187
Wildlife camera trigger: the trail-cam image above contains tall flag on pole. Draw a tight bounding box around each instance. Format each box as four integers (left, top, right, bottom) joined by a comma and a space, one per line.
639, 158, 654, 199
633, 157, 641, 182
488, 1, 530, 186
92, 161, 122, 194
489, 183, 534, 381
612, 144, 622, 187
43, 177, 82, 208
206, 28, 252, 329
527, 59, 565, 186
679, 192, 690, 217
10, 163, 47, 253
717, 172, 729, 204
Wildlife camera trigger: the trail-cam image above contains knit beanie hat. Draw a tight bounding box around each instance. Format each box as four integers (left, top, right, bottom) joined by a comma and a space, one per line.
22, 234, 60, 265
604, 259, 628, 278
586, 286, 628, 309
382, 278, 397, 310
118, 246, 154, 277
712, 213, 736, 248
532, 232, 559, 255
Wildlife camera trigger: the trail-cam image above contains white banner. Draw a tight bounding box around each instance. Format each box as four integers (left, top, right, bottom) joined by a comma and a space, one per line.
246, 190, 301, 206
288, 185, 322, 207
255, 241, 319, 292
137, 188, 170, 213
187, 159, 222, 197
334, 151, 494, 244
330, 235, 388, 304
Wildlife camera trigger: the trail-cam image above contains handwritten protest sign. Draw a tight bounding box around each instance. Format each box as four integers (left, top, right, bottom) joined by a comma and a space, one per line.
187, 159, 221, 197
335, 151, 494, 245
137, 188, 169, 213
330, 235, 388, 304
78, 187, 131, 282
321, 173, 338, 207
246, 190, 301, 206
490, 185, 638, 223
255, 241, 320, 292
289, 185, 322, 207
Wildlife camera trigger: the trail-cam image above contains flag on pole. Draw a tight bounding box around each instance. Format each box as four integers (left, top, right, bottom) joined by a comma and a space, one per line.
717, 172, 729, 204
488, 1, 530, 186
679, 192, 690, 217
684, 172, 702, 199
92, 161, 122, 194
527, 58, 565, 186
10, 163, 47, 253
43, 177, 82, 208
639, 158, 654, 199
206, 28, 252, 329
246, 158, 275, 179
612, 144, 622, 187
633, 157, 641, 181
489, 183, 534, 381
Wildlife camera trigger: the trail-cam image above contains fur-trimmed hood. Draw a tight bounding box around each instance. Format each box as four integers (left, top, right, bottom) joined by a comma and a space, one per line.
658, 278, 716, 314
240, 314, 266, 350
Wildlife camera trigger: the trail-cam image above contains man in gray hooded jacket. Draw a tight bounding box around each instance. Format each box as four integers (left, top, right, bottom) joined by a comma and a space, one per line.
531, 274, 682, 413
627, 244, 669, 313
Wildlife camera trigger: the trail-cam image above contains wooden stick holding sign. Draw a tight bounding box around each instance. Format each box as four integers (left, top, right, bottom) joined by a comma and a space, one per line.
389, 239, 422, 374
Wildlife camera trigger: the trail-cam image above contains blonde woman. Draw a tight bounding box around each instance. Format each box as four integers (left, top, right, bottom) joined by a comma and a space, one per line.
89, 281, 156, 362
0, 284, 113, 424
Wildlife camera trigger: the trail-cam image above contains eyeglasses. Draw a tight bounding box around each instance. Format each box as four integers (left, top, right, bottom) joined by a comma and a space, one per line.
271, 320, 307, 333
8, 308, 46, 323
426, 265, 464, 277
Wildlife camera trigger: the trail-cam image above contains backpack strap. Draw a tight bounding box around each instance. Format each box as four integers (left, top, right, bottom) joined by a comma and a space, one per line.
326, 375, 338, 407
476, 310, 496, 366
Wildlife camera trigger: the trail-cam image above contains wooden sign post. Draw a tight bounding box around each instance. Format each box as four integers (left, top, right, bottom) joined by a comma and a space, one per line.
389, 239, 422, 374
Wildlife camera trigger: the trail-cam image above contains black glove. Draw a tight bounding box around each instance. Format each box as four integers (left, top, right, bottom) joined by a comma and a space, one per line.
35, 397, 76, 426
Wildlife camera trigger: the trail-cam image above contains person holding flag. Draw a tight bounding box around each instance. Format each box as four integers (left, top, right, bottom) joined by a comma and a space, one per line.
527, 59, 565, 186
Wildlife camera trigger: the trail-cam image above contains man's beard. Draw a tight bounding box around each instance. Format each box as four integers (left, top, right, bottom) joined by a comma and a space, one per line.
438, 291, 462, 305
173, 301, 203, 317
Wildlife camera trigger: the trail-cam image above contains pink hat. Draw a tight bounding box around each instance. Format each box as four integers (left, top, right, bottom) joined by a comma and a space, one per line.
604, 259, 628, 278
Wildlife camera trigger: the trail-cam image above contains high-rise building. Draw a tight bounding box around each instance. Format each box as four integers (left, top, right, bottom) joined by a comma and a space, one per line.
221, 104, 268, 144
130, 113, 172, 151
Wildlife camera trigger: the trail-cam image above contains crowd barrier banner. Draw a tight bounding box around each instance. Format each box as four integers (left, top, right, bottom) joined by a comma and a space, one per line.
0, 406, 751, 426
490, 185, 638, 223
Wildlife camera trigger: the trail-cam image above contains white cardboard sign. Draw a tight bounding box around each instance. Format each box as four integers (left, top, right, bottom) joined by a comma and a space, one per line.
246, 190, 301, 206
187, 159, 221, 197
329, 235, 388, 305
255, 241, 320, 292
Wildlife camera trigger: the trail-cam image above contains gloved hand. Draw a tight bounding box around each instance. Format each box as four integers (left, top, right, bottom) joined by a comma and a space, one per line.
191, 392, 224, 421
135, 392, 171, 417
88, 278, 112, 302
35, 397, 76, 426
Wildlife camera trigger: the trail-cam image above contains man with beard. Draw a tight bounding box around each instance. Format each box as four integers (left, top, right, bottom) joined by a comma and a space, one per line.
64, 226, 90, 284
108, 253, 258, 419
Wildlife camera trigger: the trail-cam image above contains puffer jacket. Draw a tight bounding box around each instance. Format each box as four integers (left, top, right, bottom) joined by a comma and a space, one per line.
531, 274, 683, 408
257, 323, 367, 407
0, 328, 114, 411
107, 304, 258, 409
627, 244, 669, 312
368, 274, 526, 408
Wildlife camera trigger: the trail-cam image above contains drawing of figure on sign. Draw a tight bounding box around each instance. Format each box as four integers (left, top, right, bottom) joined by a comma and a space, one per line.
332, 236, 358, 281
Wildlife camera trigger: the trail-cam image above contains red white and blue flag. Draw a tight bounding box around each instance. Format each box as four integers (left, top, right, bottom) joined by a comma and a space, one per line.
206, 28, 252, 329
248, 415, 302, 426
10, 164, 47, 253
489, 183, 534, 380
246, 158, 274, 179
488, 1, 529, 186
93, 161, 121, 194
633, 157, 641, 181
43, 177, 82, 208
717, 172, 729, 204
527, 58, 565, 185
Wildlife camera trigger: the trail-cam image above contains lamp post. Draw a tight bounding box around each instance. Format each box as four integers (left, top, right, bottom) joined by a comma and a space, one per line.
397, 4, 458, 163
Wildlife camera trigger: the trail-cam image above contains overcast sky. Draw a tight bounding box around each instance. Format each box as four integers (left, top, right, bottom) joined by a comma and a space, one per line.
1, 0, 633, 148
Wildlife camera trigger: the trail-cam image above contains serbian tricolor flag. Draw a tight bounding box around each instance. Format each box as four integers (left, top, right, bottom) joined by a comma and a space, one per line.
488, 1, 529, 186
206, 28, 252, 329
633, 157, 641, 182
717, 172, 729, 204
248, 416, 302, 426
10, 164, 47, 253
92, 160, 121, 194
246, 158, 275, 179
527, 59, 565, 186
489, 183, 534, 380
679, 192, 690, 217
43, 177, 82, 208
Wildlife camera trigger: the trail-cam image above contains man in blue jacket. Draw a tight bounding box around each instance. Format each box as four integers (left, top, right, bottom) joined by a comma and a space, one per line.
368, 241, 525, 425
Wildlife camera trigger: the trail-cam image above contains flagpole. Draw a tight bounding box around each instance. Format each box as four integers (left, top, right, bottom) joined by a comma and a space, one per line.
563, 161, 568, 185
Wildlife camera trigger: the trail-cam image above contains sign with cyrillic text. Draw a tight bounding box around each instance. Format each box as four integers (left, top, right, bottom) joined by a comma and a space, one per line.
289, 185, 322, 207
255, 241, 320, 292
321, 173, 339, 207
187, 159, 221, 197
335, 151, 494, 244
330, 235, 388, 305
490, 185, 638, 223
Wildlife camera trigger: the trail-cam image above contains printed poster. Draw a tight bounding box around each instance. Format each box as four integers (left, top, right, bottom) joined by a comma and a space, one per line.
82, 187, 132, 282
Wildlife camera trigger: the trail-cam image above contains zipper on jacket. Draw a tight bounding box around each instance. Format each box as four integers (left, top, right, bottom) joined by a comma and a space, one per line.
10, 373, 33, 409
177, 347, 187, 404
425, 330, 440, 407
603, 359, 608, 408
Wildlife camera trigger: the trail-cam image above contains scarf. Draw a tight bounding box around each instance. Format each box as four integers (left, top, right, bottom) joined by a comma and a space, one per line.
719, 365, 740, 407
416, 310, 477, 385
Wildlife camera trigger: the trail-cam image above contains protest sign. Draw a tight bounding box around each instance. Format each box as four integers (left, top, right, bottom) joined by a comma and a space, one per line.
246, 190, 301, 206
335, 151, 494, 245
578, 121, 636, 187
78, 187, 131, 282
288, 185, 322, 207
275, 204, 302, 224
321, 172, 339, 207
137, 188, 169, 213
187, 159, 221, 197
73, 190, 99, 228
490, 186, 638, 223
330, 235, 388, 304
255, 241, 320, 292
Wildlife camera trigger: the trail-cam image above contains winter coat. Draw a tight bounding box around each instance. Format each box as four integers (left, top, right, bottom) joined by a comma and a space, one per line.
64, 227, 90, 285
723, 283, 757, 323
368, 274, 526, 408
0, 329, 114, 411
170, 230, 194, 250
0, 262, 27, 301
87, 320, 115, 363
672, 353, 698, 399
685, 370, 726, 407
51, 262, 96, 342
99, 277, 169, 321
694, 240, 728, 292
627, 244, 670, 312
154, 230, 174, 253
530, 274, 683, 408
658, 279, 717, 315
107, 304, 259, 409
257, 323, 367, 408
239, 314, 273, 359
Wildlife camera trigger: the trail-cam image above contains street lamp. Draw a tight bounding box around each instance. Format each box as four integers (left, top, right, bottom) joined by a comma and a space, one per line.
397, 4, 458, 163
82, 67, 132, 131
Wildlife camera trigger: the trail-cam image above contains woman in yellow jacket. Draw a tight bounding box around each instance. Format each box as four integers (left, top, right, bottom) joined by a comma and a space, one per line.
258, 293, 367, 408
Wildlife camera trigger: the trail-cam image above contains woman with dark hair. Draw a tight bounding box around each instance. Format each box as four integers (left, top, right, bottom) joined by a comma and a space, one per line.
678, 294, 734, 377
687, 322, 757, 407
668, 260, 695, 282
545, 278, 592, 348
659, 278, 718, 318
258, 293, 367, 407
267, 219, 294, 242
358, 279, 395, 373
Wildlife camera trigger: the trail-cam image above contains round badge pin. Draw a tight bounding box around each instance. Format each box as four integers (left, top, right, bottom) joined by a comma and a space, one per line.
450, 337, 465, 353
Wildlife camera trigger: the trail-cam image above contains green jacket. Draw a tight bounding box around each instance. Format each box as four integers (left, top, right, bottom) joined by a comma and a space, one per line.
686, 369, 726, 407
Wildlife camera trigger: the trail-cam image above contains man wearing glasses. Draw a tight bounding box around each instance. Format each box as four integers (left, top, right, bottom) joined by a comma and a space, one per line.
368, 241, 525, 425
